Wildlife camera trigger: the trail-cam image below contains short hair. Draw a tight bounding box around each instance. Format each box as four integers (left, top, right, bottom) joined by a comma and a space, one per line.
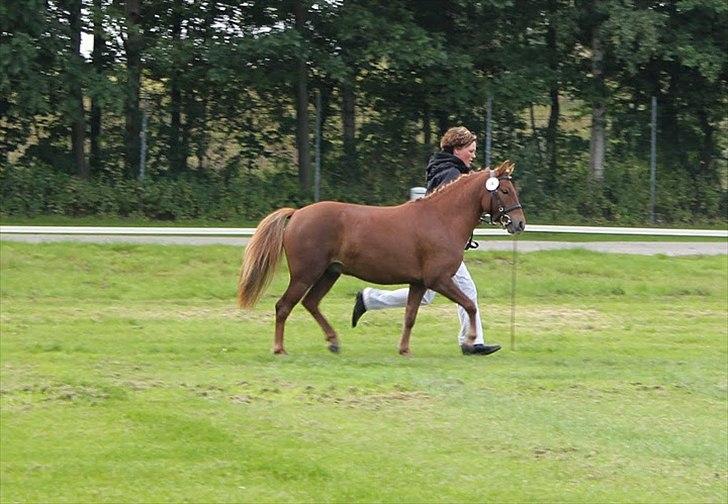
440, 126, 477, 153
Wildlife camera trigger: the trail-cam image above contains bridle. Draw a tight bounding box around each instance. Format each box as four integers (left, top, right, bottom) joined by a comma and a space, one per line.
465, 173, 523, 250
480, 174, 523, 228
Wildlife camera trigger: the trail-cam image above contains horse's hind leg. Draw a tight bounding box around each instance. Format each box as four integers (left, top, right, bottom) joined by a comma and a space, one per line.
301, 263, 342, 353
274, 279, 311, 355
398, 283, 427, 356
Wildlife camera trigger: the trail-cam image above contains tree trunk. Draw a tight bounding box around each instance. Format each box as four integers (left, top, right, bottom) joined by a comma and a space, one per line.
423, 107, 431, 148
124, 0, 143, 179
169, 0, 186, 175
68, 0, 87, 178
529, 103, 544, 166
589, 104, 606, 181
546, 89, 559, 173
89, 0, 105, 175
696, 109, 715, 177
588, 28, 606, 182
545, 2, 559, 176
422, 106, 432, 163
661, 62, 689, 170
318, 83, 333, 159
341, 80, 356, 173
196, 94, 208, 170
181, 91, 194, 173
192, 4, 213, 172
293, 0, 310, 192
436, 111, 449, 138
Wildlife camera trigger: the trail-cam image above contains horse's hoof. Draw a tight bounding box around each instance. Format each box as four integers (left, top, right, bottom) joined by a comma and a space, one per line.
328, 344, 340, 354
272, 348, 287, 355
398, 349, 411, 357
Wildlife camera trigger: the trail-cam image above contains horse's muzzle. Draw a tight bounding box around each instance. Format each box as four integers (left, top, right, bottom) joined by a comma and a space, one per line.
505, 218, 525, 234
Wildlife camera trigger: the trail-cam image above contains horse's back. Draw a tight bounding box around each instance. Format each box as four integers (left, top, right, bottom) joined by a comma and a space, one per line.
284, 200, 427, 284
287, 200, 408, 231
285, 200, 405, 249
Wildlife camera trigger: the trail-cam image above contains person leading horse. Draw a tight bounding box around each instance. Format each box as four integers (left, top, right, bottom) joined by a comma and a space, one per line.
237, 128, 525, 356
350, 126, 502, 356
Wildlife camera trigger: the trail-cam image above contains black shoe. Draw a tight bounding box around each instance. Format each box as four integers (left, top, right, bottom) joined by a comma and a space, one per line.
461, 343, 501, 355
351, 291, 367, 327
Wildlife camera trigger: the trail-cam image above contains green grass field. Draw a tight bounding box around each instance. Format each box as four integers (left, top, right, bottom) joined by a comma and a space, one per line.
1, 241, 726, 503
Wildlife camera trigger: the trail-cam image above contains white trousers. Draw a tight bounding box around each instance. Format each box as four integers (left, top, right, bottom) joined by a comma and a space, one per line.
361, 262, 485, 345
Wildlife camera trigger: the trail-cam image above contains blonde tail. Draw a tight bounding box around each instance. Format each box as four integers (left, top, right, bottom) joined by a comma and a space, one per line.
237, 208, 296, 308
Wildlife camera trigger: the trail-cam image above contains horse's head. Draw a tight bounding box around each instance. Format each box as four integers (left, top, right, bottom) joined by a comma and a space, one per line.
480, 161, 526, 234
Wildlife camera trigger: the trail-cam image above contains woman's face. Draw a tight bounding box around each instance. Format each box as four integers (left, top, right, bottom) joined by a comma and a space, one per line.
454, 141, 477, 167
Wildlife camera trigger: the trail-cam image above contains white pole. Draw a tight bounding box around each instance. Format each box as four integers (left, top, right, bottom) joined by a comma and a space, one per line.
314, 91, 322, 202
139, 97, 148, 181
650, 96, 657, 223
485, 95, 493, 167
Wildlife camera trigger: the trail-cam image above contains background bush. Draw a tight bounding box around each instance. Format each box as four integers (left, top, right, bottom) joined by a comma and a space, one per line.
2, 160, 724, 225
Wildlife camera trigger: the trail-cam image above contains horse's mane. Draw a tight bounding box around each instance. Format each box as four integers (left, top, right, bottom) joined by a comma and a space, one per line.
419, 170, 481, 201
416, 160, 515, 202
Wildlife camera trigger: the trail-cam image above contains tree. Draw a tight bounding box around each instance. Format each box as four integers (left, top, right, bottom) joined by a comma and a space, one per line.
0, 0, 52, 158
168, 0, 186, 175
1, 0, 724, 223
123, 0, 142, 179
588, 20, 606, 182
89, 0, 107, 174
292, 0, 311, 191
579, 0, 608, 182
545, 0, 570, 176
64, 0, 87, 178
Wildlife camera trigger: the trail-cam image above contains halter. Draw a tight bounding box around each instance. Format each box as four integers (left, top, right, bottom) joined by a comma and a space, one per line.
465, 173, 523, 250
480, 174, 523, 228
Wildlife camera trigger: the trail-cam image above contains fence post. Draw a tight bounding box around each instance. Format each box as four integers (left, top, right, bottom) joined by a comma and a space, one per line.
650, 96, 657, 223
485, 95, 493, 168
139, 94, 148, 181
314, 90, 322, 202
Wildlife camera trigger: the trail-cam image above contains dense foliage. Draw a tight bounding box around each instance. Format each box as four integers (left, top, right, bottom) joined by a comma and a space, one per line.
1, 0, 726, 224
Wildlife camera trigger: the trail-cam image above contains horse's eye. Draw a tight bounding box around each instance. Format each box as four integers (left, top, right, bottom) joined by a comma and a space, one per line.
501, 188, 509, 194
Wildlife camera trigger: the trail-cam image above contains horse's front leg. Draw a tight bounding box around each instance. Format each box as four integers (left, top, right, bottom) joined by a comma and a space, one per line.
399, 283, 427, 356
430, 276, 478, 347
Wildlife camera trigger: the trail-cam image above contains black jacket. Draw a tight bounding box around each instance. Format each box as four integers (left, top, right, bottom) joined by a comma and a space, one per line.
425, 151, 470, 193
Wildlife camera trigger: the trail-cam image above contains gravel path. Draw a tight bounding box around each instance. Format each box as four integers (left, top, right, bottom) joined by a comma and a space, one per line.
1, 233, 725, 256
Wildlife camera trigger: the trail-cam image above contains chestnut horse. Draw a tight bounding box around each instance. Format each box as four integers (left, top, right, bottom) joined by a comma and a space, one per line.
237, 161, 525, 355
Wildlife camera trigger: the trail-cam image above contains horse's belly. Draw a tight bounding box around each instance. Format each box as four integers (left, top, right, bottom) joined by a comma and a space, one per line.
343, 267, 415, 285
339, 248, 419, 285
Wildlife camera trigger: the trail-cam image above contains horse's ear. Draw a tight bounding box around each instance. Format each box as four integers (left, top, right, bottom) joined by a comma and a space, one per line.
494, 160, 516, 177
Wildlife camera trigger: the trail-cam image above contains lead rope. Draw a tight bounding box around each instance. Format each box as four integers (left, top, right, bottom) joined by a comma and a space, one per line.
510, 235, 518, 351
465, 232, 479, 250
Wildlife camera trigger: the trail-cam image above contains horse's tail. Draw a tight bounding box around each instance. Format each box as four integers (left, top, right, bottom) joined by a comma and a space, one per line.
237, 207, 296, 308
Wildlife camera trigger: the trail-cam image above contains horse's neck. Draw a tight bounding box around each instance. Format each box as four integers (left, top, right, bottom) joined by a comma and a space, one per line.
431, 174, 483, 243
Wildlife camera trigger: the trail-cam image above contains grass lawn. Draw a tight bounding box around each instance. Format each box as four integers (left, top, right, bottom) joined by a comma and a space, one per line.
1, 241, 726, 503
